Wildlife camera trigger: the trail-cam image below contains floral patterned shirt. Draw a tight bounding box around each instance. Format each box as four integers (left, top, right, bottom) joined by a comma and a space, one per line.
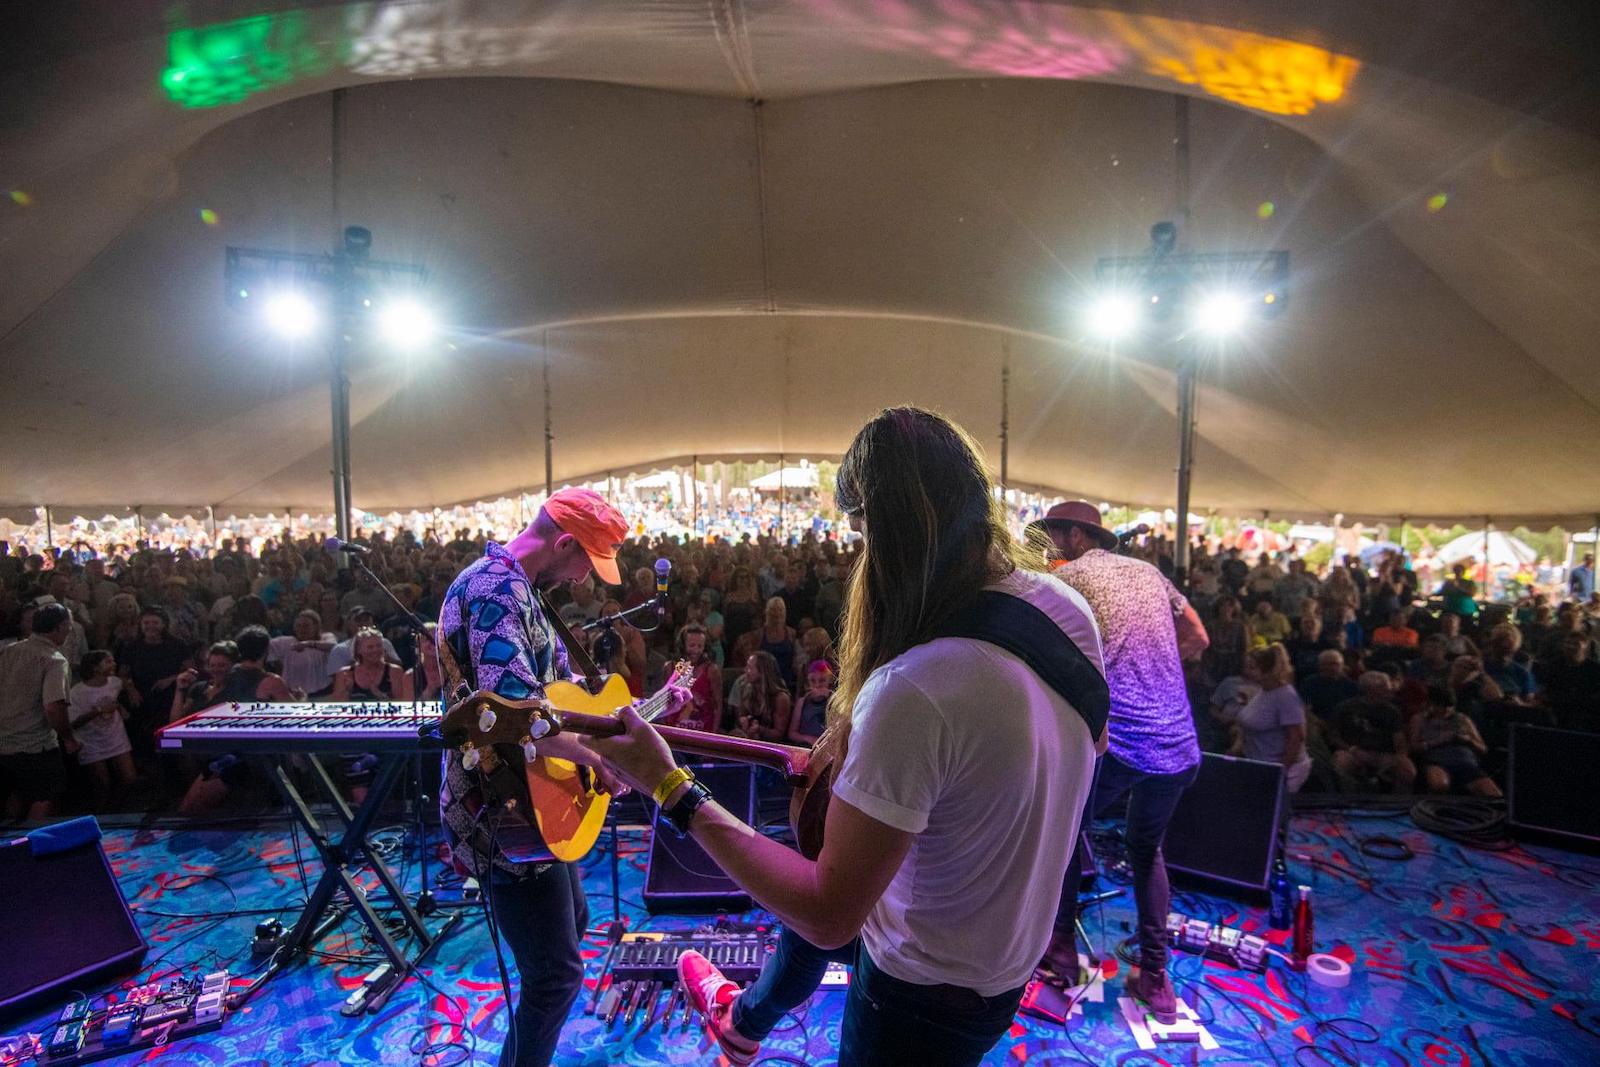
437, 542, 571, 877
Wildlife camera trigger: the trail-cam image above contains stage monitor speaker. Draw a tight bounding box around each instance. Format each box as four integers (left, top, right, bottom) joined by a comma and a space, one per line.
1509, 724, 1600, 846
643, 763, 757, 913
1162, 753, 1285, 894
0, 818, 147, 1020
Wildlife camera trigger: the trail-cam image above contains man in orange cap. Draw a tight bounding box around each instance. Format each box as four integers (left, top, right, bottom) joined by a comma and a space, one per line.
436, 487, 683, 1066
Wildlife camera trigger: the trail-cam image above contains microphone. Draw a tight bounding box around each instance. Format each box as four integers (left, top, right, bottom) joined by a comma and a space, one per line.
654, 558, 672, 621
1117, 523, 1151, 543
325, 537, 370, 556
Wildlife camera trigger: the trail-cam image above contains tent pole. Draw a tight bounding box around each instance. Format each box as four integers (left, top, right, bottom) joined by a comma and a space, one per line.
692, 455, 700, 538
44, 506, 54, 550
1174, 350, 1197, 587
542, 334, 554, 496
779, 453, 786, 543
1483, 517, 1492, 600
999, 339, 1010, 492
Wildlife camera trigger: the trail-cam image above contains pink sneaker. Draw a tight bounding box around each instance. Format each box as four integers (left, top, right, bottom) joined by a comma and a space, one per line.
677, 950, 760, 1066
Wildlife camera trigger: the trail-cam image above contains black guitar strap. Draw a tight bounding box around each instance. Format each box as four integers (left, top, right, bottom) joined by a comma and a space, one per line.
928, 589, 1110, 741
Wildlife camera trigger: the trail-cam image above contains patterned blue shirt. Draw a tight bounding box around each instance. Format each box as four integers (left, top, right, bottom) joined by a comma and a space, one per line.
437, 542, 572, 876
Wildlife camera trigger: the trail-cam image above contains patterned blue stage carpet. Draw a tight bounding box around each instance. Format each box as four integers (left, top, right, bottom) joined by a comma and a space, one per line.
15, 809, 1600, 1065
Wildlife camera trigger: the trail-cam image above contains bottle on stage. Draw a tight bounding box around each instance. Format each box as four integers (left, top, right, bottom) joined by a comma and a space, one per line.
1268, 855, 1293, 930
1292, 884, 1315, 967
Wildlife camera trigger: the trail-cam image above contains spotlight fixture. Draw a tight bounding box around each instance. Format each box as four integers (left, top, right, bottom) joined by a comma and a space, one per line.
263, 291, 317, 339
1193, 292, 1250, 337
1086, 293, 1141, 341
378, 299, 436, 349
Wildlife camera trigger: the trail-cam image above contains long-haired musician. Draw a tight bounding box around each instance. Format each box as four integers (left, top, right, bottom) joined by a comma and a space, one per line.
589, 408, 1107, 1066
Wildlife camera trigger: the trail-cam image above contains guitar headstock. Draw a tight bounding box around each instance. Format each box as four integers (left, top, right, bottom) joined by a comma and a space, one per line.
439, 690, 556, 768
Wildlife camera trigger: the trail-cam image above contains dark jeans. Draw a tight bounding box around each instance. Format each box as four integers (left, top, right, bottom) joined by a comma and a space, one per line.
734, 928, 1025, 1067
488, 862, 589, 1067
1054, 753, 1198, 972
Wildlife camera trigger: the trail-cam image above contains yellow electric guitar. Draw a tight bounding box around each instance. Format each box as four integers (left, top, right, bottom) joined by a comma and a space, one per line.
439, 663, 836, 862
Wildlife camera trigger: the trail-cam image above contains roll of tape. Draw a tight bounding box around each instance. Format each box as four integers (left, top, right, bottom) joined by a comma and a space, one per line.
1307, 953, 1351, 988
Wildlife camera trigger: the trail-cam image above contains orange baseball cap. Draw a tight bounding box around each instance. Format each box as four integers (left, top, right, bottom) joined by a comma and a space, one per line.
544, 487, 628, 584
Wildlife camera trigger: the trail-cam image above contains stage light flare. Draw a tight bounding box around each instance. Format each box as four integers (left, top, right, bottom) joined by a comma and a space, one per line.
1086, 293, 1141, 341
263, 291, 318, 339
9, 190, 32, 207
1193, 292, 1250, 336
378, 299, 437, 349
1427, 192, 1449, 213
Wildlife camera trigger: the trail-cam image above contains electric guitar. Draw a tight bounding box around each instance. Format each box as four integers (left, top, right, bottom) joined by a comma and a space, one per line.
439, 665, 839, 861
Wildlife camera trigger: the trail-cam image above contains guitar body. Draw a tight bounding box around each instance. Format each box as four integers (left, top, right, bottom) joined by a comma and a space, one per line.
527, 674, 637, 862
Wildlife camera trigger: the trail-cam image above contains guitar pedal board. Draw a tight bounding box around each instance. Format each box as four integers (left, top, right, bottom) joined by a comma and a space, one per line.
5, 971, 231, 1066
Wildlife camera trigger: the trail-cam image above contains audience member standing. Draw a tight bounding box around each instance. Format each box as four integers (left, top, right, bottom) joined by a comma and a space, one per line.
0, 603, 75, 820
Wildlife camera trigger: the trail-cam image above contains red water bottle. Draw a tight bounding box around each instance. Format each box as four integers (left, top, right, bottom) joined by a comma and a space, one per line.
1291, 885, 1314, 968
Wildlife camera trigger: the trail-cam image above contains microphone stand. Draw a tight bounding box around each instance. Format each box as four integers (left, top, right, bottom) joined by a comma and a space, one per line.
341, 547, 437, 916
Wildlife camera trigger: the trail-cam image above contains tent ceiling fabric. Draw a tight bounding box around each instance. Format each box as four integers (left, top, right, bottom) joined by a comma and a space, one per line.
2, 1, 1598, 524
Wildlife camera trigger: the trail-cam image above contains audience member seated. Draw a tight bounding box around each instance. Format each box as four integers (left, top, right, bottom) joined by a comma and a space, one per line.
1481, 624, 1535, 704
171, 641, 241, 722
1299, 649, 1358, 722
1436, 611, 1479, 658
1248, 598, 1291, 649
325, 607, 399, 681
788, 659, 834, 746
1372, 609, 1420, 649
1332, 672, 1416, 793
178, 627, 292, 815
1410, 685, 1499, 797
729, 651, 792, 742
1203, 595, 1247, 682
1283, 614, 1329, 679
1231, 645, 1312, 792
1535, 631, 1600, 733
269, 609, 337, 697
331, 627, 413, 702
669, 624, 721, 732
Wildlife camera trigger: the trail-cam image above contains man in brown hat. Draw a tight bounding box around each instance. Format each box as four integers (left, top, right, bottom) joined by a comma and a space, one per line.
1030, 501, 1209, 1023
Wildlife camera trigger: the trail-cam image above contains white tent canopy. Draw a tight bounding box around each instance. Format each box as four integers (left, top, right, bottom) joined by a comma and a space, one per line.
1435, 531, 1538, 568
749, 467, 821, 492
2, 3, 1599, 525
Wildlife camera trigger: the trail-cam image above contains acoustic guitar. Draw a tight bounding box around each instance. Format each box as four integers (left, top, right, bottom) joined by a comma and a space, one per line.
439, 669, 840, 862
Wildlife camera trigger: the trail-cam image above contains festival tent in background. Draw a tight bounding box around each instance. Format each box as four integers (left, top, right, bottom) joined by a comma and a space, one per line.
2, 2, 1598, 527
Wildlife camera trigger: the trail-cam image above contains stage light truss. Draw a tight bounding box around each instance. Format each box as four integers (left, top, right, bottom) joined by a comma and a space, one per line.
224, 246, 429, 316
1092, 248, 1290, 331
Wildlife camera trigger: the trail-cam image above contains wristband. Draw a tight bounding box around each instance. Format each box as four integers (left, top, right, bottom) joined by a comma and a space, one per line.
662, 779, 713, 837
651, 766, 694, 807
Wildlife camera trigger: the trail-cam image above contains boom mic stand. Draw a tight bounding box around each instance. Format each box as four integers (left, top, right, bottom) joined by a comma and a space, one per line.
340, 545, 442, 916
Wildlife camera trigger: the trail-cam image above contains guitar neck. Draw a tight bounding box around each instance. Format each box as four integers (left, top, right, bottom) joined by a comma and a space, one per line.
555, 710, 811, 785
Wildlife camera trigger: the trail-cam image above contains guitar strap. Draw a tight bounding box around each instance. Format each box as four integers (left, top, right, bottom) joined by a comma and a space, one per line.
536, 590, 605, 693
928, 589, 1110, 741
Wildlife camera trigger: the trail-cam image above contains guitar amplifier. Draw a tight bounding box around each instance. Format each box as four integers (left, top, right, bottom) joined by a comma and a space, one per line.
643, 763, 757, 913
1509, 724, 1600, 846
1163, 753, 1285, 895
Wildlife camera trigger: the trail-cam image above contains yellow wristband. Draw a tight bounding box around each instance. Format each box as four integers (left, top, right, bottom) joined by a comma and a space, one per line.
651, 767, 693, 807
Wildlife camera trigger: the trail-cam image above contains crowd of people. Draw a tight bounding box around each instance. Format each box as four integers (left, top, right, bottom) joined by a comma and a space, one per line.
1, 514, 1596, 820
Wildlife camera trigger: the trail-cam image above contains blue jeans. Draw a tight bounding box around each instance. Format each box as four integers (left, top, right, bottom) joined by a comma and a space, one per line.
1054, 753, 1197, 972
734, 928, 1026, 1066
487, 863, 589, 1067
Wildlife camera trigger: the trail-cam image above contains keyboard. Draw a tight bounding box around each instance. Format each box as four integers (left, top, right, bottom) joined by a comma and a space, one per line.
159, 702, 442, 753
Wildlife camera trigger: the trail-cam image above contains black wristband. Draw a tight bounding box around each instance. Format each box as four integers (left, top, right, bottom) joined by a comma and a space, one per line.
662, 779, 713, 837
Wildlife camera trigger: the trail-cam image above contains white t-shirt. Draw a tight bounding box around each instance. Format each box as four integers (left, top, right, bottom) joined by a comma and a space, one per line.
68, 677, 131, 763
269, 633, 338, 695
832, 568, 1103, 996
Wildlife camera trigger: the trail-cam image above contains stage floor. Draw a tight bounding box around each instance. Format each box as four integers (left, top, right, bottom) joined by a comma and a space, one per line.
15, 807, 1600, 1065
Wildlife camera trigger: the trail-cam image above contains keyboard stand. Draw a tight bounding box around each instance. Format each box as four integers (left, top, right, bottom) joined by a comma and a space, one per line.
249, 752, 462, 1013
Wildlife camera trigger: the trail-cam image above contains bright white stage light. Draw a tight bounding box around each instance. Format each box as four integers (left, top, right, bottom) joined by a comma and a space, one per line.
1194, 292, 1251, 336
378, 299, 437, 349
263, 291, 318, 339
1086, 294, 1140, 341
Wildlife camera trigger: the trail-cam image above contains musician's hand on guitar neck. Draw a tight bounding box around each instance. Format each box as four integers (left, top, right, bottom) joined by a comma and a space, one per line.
581, 702, 679, 800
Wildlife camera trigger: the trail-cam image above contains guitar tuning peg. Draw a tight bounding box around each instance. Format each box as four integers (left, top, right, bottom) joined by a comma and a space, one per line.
530, 718, 551, 740
521, 739, 538, 763
462, 744, 481, 770
478, 706, 498, 733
